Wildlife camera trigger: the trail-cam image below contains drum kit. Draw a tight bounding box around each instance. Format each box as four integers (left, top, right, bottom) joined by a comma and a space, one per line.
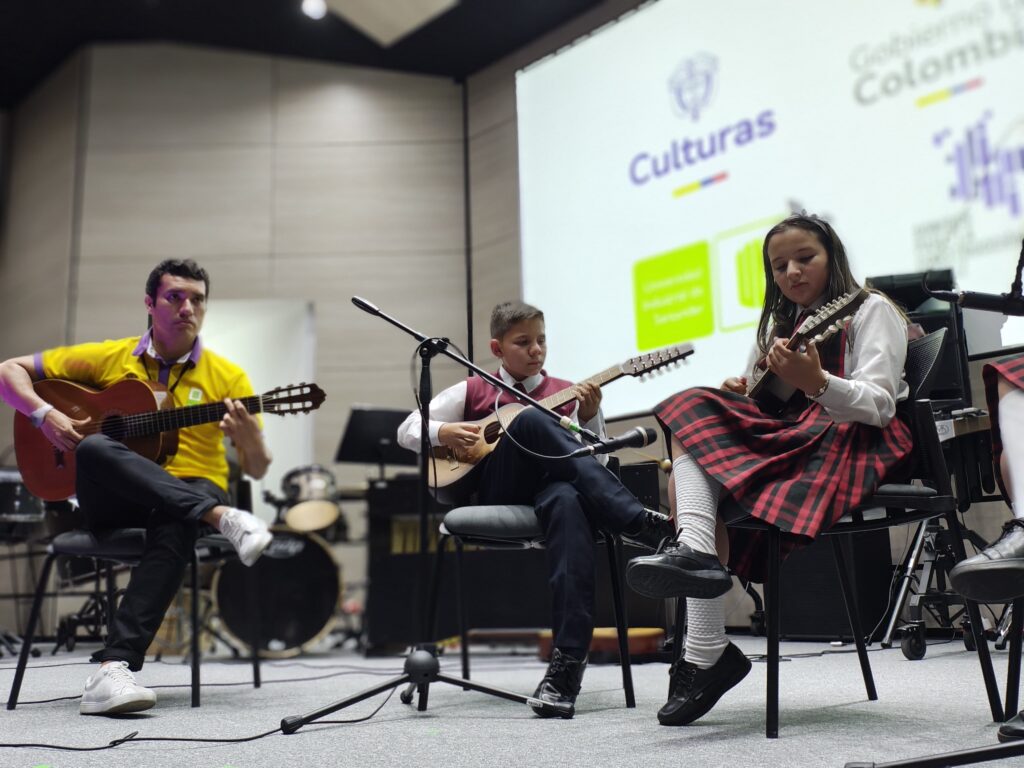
211, 464, 366, 658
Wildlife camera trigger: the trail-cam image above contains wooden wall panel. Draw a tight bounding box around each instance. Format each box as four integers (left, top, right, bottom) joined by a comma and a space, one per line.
275, 59, 461, 144
88, 44, 273, 149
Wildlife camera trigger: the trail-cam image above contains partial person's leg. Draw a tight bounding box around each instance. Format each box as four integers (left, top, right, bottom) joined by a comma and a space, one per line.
626, 439, 732, 600
76, 435, 271, 565
950, 376, 1024, 603
529, 481, 594, 719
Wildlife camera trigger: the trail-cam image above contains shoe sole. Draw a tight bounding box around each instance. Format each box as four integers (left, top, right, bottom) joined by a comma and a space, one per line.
657, 657, 752, 726
950, 562, 1024, 603
626, 560, 732, 600
239, 529, 273, 567
80, 694, 156, 716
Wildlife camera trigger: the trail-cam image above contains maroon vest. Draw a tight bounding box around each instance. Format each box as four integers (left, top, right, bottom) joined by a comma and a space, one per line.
463, 371, 577, 421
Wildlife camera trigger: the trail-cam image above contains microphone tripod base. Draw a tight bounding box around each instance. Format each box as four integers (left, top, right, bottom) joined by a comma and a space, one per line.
279, 643, 561, 733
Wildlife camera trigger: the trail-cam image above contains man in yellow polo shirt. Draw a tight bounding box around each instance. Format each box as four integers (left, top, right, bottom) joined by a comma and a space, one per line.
0, 258, 273, 716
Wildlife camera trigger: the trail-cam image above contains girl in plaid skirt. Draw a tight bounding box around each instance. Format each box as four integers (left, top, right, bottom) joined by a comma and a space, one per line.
950, 354, 1024, 603
627, 212, 914, 726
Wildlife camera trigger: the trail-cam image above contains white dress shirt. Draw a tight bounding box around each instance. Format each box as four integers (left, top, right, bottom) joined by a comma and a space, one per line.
745, 292, 909, 427
396, 366, 606, 452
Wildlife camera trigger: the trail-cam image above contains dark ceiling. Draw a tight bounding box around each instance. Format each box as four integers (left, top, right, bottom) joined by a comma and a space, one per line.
0, 0, 606, 109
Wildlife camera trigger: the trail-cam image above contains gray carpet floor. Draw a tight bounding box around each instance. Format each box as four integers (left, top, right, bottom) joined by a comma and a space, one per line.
2, 635, 1023, 768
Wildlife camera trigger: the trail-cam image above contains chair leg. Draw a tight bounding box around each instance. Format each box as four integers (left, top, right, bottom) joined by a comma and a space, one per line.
946, 510, 1005, 722
454, 539, 469, 681
246, 562, 262, 688
1005, 597, 1024, 718
190, 549, 200, 707
831, 536, 877, 700
603, 535, 635, 708
672, 596, 686, 665
104, 562, 118, 637
7, 554, 56, 710
765, 526, 781, 739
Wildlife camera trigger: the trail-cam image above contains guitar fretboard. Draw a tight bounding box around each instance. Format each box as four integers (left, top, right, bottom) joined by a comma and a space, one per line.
103, 395, 264, 440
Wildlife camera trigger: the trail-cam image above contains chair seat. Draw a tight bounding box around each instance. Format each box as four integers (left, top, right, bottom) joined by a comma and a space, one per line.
441, 505, 542, 543
49, 528, 146, 563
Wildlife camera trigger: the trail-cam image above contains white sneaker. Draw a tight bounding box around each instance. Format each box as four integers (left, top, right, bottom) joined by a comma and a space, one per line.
80, 661, 157, 715
220, 507, 273, 566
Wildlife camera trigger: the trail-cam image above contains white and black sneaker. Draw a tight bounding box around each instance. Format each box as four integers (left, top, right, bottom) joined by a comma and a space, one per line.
219, 507, 273, 566
80, 661, 157, 716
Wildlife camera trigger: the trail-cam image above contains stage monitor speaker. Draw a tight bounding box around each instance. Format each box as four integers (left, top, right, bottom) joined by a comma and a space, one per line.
778, 529, 892, 641
365, 476, 665, 652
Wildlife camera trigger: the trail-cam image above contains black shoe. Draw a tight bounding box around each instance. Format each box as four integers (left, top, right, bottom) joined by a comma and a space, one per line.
950, 520, 1024, 603
999, 711, 1024, 742
626, 541, 732, 599
531, 648, 587, 719
621, 508, 676, 551
657, 643, 752, 726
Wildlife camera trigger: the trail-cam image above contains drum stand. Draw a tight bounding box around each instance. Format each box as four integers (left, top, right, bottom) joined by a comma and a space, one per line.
280, 298, 601, 734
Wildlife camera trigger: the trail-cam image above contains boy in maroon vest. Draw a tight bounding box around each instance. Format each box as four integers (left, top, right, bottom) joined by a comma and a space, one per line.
397, 300, 672, 718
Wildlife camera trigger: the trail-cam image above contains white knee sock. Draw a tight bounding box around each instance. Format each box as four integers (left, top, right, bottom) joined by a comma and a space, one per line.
684, 595, 728, 669
673, 452, 720, 556
1001, 388, 1024, 518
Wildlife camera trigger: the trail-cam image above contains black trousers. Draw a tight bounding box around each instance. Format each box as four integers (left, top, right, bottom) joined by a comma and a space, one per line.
476, 408, 644, 652
75, 434, 228, 671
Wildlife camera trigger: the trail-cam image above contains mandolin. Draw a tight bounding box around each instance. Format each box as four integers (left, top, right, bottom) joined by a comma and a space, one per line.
746, 288, 869, 417
14, 378, 325, 501
427, 343, 694, 503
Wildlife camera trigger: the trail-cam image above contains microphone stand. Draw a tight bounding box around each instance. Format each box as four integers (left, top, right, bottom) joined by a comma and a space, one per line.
279, 296, 599, 734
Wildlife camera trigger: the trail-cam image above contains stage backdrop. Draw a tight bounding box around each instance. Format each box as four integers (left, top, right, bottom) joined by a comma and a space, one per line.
517, 0, 1024, 418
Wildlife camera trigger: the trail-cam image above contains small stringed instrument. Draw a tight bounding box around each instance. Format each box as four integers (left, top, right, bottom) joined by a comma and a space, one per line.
14, 378, 326, 501
746, 288, 870, 416
427, 343, 694, 503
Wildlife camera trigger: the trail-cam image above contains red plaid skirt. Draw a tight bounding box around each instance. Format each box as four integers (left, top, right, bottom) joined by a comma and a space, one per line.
983, 354, 1024, 500
656, 387, 914, 582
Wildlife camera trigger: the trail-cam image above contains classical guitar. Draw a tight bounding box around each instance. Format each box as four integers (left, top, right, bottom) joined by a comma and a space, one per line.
14, 378, 326, 501
427, 343, 694, 503
746, 288, 870, 416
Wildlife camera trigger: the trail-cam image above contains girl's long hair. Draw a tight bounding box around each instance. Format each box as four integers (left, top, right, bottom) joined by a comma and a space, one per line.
755, 213, 861, 356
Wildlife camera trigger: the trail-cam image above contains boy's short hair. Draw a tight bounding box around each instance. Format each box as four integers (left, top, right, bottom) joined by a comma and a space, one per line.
490, 301, 544, 339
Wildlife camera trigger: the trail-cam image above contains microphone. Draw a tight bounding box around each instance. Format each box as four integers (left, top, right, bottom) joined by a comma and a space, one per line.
568, 426, 658, 458
351, 296, 381, 315
923, 288, 1024, 316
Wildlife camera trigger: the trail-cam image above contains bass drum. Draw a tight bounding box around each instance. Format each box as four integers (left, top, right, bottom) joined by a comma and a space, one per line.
213, 529, 341, 658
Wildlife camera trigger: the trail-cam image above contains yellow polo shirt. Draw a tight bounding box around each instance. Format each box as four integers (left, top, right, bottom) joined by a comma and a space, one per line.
39, 336, 257, 491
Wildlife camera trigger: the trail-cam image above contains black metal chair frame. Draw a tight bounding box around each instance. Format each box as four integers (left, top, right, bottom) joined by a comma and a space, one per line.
669, 328, 1005, 737
426, 503, 637, 709
6, 529, 262, 711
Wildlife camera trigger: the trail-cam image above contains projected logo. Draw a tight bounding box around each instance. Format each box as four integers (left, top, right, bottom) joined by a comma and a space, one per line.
633, 221, 770, 350
933, 111, 1024, 217
668, 53, 718, 121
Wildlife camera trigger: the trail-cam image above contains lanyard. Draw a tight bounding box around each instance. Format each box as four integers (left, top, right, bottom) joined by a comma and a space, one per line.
140, 355, 193, 396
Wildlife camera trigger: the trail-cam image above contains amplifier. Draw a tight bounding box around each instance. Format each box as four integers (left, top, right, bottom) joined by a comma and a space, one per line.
365, 477, 665, 652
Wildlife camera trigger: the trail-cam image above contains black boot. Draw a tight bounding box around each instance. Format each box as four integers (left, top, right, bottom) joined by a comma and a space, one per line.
531, 648, 587, 719
657, 642, 751, 726
999, 711, 1024, 742
950, 520, 1024, 603
626, 541, 732, 599
621, 508, 676, 551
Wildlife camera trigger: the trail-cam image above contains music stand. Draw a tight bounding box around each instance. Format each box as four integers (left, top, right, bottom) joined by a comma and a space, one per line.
335, 405, 418, 480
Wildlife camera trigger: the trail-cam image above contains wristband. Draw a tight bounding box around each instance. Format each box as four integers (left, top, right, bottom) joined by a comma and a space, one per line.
808, 374, 830, 400
29, 403, 54, 428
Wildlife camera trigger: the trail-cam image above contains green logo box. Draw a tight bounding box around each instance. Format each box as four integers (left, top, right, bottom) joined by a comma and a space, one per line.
633, 242, 714, 350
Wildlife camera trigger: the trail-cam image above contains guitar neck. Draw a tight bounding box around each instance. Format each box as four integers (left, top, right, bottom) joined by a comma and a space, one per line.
123, 394, 264, 438
535, 366, 624, 411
